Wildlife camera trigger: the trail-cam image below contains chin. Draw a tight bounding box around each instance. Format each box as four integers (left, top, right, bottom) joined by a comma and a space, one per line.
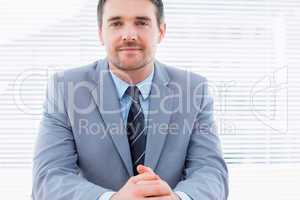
119, 60, 145, 70
121, 63, 144, 71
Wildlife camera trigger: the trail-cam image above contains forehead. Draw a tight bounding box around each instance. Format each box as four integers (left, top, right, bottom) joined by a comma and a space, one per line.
102, 0, 156, 21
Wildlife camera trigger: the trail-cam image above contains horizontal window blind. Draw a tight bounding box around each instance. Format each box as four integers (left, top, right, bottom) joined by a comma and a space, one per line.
0, 0, 300, 200
0, 1, 300, 199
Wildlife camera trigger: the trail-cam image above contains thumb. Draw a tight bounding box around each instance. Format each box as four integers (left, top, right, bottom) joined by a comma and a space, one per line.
137, 165, 156, 175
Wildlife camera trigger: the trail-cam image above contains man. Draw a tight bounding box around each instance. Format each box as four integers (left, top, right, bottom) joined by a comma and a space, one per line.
32, 0, 229, 199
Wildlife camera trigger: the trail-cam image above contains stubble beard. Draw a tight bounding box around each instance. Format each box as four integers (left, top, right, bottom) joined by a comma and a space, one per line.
111, 54, 154, 72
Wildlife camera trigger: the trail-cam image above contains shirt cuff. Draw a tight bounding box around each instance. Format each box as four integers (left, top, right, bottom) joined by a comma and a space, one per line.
175, 191, 192, 200
98, 191, 116, 200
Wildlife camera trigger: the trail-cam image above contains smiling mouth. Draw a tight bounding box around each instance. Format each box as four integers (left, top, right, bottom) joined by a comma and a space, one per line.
119, 48, 142, 51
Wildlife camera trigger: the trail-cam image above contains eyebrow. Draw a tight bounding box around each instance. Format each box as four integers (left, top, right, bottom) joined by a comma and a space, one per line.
107, 16, 151, 22
136, 16, 151, 21
107, 16, 122, 22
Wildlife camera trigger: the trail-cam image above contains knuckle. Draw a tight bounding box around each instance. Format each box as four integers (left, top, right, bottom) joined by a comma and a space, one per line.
144, 172, 151, 176
154, 185, 164, 194
132, 187, 141, 196
128, 176, 135, 183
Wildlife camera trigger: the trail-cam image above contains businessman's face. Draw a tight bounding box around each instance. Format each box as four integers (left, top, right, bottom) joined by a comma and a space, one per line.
98, 0, 166, 71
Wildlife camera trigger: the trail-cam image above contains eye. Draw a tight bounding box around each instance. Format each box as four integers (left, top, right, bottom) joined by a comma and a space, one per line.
111, 21, 122, 27
136, 21, 148, 26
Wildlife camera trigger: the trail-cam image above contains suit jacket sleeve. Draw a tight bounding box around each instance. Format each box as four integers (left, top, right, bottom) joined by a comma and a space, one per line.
32, 73, 112, 200
173, 78, 229, 200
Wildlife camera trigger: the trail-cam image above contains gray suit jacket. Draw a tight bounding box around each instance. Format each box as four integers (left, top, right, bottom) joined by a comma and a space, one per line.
32, 59, 228, 200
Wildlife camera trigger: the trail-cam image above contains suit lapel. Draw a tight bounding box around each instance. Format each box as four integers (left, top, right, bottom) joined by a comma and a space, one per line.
144, 61, 174, 171
90, 59, 133, 176
90, 59, 174, 175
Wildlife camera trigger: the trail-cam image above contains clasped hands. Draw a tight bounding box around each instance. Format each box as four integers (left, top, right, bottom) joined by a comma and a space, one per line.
111, 165, 181, 200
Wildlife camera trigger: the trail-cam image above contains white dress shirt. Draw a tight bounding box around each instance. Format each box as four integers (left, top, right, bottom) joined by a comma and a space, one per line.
98, 69, 192, 200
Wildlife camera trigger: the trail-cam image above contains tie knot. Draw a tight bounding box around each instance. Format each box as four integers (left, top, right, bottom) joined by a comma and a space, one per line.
126, 86, 140, 102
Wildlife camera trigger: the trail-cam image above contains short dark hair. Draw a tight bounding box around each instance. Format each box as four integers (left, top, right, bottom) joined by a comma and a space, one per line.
97, 0, 165, 27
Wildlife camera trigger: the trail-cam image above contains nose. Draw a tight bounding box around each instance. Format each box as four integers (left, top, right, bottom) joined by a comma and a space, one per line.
122, 35, 137, 41
121, 26, 138, 41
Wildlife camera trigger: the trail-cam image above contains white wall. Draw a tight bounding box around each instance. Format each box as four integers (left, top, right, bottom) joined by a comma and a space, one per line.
0, 0, 299, 199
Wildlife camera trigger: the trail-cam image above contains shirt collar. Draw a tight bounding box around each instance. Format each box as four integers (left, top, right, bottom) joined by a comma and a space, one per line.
110, 68, 154, 100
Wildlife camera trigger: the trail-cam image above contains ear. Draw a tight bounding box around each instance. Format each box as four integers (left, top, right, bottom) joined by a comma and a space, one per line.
98, 26, 104, 45
157, 22, 166, 43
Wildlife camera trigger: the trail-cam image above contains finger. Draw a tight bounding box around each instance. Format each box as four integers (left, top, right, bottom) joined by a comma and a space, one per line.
137, 165, 161, 180
144, 195, 172, 200
136, 180, 161, 185
130, 172, 159, 184
137, 184, 171, 197
137, 165, 155, 175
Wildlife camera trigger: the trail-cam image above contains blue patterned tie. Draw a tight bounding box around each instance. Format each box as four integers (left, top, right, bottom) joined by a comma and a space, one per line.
126, 86, 146, 175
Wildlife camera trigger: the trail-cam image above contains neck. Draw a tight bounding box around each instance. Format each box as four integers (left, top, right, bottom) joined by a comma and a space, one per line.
109, 61, 154, 85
